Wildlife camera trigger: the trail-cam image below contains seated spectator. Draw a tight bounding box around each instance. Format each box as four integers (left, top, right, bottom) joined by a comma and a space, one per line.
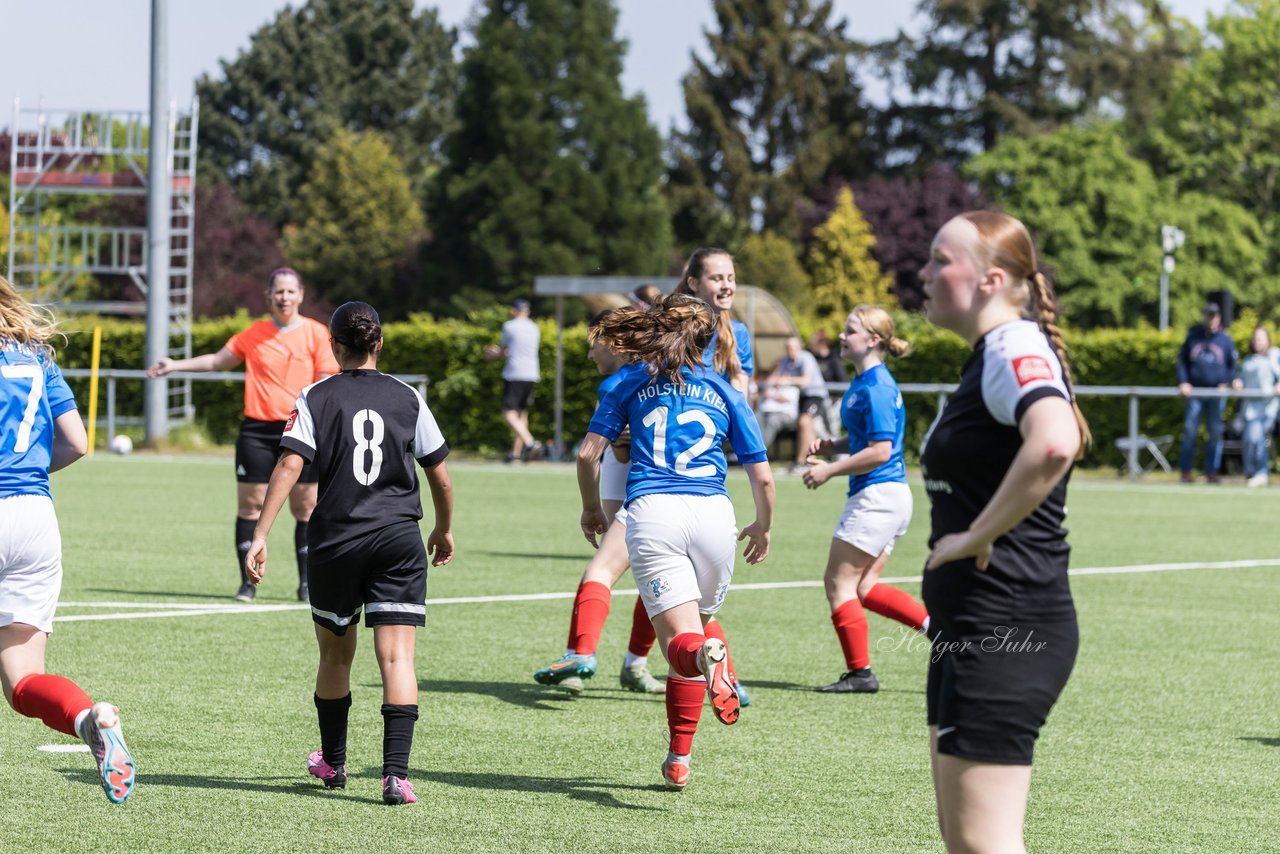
756, 383, 799, 457
767, 336, 827, 473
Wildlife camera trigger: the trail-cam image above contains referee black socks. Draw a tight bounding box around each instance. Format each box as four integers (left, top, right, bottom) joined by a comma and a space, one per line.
381, 703, 419, 779
294, 521, 309, 583
235, 517, 256, 586
315, 692, 353, 767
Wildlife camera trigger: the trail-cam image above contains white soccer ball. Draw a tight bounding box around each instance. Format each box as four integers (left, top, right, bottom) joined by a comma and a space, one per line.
109, 434, 134, 455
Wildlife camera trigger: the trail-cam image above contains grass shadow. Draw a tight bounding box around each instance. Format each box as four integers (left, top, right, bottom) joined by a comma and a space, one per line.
472, 549, 588, 562
418, 768, 666, 811
1238, 736, 1280, 747
83, 587, 239, 601
743, 679, 926, 696
58, 768, 368, 802
411, 678, 661, 710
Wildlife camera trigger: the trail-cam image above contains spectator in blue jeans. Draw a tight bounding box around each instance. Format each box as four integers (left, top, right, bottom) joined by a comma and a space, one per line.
1232, 326, 1280, 487
1176, 302, 1237, 483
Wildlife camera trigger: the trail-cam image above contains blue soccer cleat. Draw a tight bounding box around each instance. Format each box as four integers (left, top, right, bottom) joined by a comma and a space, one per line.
78, 702, 136, 804
734, 679, 752, 707
534, 653, 598, 687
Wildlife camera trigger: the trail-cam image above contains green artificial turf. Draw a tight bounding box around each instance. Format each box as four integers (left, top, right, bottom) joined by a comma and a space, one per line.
1, 457, 1276, 852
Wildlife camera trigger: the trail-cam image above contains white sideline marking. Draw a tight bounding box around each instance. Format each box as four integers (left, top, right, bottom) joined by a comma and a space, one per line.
53, 558, 1279, 623
37, 744, 90, 753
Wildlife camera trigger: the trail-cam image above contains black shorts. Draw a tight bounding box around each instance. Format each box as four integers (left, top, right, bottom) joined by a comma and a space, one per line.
926, 615, 1078, 765
502, 381, 535, 412
799, 395, 827, 419
307, 520, 428, 636
236, 418, 319, 484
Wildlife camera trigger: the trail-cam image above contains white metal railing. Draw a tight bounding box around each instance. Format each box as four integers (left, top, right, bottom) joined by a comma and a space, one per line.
864, 382, 1276, 481
60, 369, 1270, 475
61, 369, 431, 445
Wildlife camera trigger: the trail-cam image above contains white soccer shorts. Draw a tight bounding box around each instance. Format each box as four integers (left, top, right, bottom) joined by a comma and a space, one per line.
0, 494, 63, 634
600, 447, 629, 504
625, 493, 738, 618
832, 481, 913, 557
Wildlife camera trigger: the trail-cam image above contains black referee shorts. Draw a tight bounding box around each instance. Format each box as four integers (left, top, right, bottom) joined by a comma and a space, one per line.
236, 418, 319, 484
502, 380, 535, 412
307, 520, 429, 636
926, 615, 1078, 765
799, 394, 827, 419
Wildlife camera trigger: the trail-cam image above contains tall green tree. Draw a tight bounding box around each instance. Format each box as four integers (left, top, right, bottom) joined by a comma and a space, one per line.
425, 0, 671, 312
282, 129, 425, 311
1149, 0, 1280, 228
735, 230, 811, 311
196, 0, 457, 225
669, 0, 872, 246
967, 123, 1275, 327
806, 187, 895, 320
882, 0, 1185, 165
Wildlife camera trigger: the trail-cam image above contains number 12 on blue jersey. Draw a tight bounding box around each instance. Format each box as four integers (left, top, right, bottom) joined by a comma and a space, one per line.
641, 405, 716, 478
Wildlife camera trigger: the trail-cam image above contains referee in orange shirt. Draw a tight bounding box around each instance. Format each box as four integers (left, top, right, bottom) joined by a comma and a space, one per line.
147, 268, 338, 602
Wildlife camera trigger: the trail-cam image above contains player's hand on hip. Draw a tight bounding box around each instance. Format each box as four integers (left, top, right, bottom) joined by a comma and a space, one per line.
245, 539, 267, 584
580, 506, 609, 549
926, 530, 992, 572
738, 523, 770, 564
428, 529, 454, 566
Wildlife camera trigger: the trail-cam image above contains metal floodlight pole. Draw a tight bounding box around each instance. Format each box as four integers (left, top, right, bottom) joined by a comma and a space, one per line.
1158, 224, 1184, 333
143, 0, 172, 444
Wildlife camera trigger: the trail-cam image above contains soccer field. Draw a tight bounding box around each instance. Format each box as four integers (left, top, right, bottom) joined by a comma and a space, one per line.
3, 457, 1278, 852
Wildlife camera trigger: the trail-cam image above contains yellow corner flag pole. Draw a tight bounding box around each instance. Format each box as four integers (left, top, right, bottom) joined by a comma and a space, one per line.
86, 325, 102, 455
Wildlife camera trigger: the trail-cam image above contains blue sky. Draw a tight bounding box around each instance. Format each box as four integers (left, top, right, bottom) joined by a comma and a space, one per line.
0, 0, 1229, 133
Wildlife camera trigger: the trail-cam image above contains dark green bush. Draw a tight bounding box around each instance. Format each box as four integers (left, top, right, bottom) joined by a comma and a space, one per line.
53, 315, 1244, 466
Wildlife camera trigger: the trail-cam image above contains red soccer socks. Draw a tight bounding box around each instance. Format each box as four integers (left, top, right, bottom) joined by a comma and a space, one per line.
862, 584, 928, 632
12, 673, 93, 737
570, 581, 611, 655
831, 599, 871, 671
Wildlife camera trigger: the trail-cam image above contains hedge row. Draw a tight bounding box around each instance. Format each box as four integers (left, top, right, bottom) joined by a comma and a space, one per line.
54, 315, 1240, 467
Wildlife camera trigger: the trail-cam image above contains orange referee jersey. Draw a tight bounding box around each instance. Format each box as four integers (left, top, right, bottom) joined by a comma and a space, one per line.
225, 318, 339, 421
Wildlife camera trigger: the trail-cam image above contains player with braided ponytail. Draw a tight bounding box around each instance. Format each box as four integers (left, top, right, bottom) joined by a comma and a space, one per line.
577, 294, 774, 790
917, 211, 1089, 852
1028, 271, 1092, 454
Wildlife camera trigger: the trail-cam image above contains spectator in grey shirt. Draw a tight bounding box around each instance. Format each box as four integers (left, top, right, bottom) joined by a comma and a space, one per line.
490, 299, 542, 462
767, 336, 828, 473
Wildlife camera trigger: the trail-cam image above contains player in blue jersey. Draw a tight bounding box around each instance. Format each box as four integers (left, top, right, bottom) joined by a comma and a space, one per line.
802, 306, 929, 693
577, 294, 775, 790
672, 247, 756, 702
0, 276, 135, 803
534, 311, 665, 695
674, 247, 754, 393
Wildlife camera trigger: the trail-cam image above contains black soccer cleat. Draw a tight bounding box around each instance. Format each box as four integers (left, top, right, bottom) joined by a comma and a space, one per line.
816, 668, 880, 694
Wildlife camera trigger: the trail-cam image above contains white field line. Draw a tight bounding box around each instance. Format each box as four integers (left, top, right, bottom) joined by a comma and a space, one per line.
52, 558, 1280, 623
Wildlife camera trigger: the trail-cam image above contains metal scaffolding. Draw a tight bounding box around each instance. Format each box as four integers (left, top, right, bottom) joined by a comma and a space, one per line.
7, 98, 200, 423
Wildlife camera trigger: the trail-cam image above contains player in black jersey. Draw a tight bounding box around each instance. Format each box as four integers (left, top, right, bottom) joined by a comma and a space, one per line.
918, 211, 1092, 853
244, 301, 454, 807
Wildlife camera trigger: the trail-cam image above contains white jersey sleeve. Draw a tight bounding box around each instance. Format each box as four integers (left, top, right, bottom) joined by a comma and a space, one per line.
281, 384, 319, 460
980, 320, 1071, 426
411, 388, 448, 465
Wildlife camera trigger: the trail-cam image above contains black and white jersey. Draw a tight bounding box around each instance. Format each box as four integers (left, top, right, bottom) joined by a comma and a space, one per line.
920, 320, 1075, 622
280, 370, 448, 556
